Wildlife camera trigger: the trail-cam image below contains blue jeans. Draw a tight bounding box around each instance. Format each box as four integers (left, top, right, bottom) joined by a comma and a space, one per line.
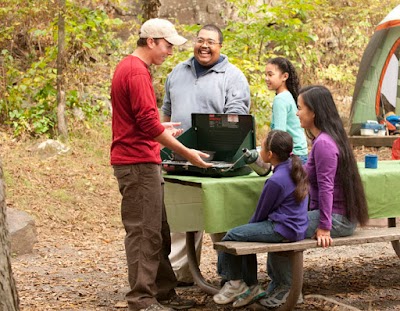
217, 221, 285, 286
266, 210, 357, 293
298, 154, 308, 164
306, 210, 356, 238
266, 252, 293, 293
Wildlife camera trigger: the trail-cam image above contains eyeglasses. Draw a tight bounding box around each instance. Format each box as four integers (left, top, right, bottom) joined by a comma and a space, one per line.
194, 38, 221, 46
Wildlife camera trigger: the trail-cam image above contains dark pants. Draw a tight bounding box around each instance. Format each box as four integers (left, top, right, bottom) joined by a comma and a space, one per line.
113, 164, 177, 310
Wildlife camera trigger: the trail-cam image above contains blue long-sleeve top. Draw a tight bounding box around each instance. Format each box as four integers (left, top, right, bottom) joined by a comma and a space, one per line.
250, 159, 308, 241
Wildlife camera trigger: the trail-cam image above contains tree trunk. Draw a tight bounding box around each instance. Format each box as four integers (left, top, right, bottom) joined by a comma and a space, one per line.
57, 0, 68, 141
141, 0, 161, 20
0, 159, 20, 311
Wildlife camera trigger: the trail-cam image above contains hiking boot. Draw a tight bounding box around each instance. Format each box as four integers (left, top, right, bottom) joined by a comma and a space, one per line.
259, 287, 303, 308
139, 302, 175, 311
159, 294, 195, 310
213, 280, 249, 305
233, 284, 266, 308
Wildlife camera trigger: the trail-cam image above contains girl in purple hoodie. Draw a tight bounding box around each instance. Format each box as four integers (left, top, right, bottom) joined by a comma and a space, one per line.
213, 130, 309, 308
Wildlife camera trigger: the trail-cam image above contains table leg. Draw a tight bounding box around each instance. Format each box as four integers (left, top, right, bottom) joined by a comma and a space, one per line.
388, 218, 400, 258
186, 232, 219, 295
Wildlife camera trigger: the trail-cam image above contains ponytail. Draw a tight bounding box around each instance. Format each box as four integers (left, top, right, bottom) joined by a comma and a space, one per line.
266, 130, 309, 204
268, 57, 300, 101
290, 154, 309, 204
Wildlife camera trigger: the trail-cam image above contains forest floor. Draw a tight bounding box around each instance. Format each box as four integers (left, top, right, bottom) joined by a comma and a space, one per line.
2, 125, 400, 311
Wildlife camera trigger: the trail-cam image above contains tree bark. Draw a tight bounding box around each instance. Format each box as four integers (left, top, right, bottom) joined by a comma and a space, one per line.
0, 159, 20, 311
57, 0, 68, 141
141, 0, 161, 20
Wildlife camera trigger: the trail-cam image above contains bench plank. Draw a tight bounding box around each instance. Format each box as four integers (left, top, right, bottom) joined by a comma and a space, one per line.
213, 228, 400, 255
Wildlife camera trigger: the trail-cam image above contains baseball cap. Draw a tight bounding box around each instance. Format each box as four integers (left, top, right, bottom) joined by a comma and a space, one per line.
139, 18, 187, 46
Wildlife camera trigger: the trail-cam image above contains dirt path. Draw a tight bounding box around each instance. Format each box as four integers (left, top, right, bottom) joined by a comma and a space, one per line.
4, 133, 400, 311
12, 231, 400, 310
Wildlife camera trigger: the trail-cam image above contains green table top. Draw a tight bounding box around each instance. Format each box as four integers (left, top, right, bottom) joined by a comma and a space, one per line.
164, 172, 267, 233
164, 160, 400, 233
357, 160, 400, 219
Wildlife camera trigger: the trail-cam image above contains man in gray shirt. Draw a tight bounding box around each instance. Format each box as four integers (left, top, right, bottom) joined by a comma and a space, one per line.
162, 24, 251, 285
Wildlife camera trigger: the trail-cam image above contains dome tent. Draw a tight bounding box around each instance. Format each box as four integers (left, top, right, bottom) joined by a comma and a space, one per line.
349, 5, 400, 136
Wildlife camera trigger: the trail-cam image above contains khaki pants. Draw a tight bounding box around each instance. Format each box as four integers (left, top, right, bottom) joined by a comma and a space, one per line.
169, 231, 226, 283
114, 164, 177, 310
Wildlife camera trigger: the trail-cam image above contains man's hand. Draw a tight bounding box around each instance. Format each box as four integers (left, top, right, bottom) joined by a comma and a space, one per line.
155, 129, 212, 169
162, 122, 184, 137
184, 149, 213, 168
313, 228, 333, 248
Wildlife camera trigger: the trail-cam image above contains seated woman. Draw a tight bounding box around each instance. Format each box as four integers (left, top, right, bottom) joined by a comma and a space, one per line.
213, 130, 309, 308
296, 85, 369, 247
259, 85, 370, 309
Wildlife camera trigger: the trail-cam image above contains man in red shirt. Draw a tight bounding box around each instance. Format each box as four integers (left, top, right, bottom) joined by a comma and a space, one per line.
111, 18, 212, 311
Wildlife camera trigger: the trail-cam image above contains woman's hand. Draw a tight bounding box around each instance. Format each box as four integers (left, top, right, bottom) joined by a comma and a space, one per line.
314, 228, 333, 248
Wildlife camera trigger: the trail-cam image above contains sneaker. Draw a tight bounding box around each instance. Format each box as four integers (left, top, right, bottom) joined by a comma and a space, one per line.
220, 278, 228, 287
259, 287, 303, 308
213, 280, 249, 305
139, 302, 175, 311
159, 294, 195, 310
233, 284, 266, 308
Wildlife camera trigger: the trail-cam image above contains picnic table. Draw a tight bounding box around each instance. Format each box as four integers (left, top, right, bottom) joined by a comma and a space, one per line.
163, 160, 400, 295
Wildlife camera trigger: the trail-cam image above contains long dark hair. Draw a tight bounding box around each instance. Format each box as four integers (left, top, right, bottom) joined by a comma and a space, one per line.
298, 85, 369, 225
265, 130, 309, 204
267, 57, 300, 101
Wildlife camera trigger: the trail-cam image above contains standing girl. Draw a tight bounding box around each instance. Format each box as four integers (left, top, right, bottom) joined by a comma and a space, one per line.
213, 130, 309, 308
266, 57, 308, 163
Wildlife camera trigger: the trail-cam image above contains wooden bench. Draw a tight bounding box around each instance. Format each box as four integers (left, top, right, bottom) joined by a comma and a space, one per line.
213, 222, 400, 311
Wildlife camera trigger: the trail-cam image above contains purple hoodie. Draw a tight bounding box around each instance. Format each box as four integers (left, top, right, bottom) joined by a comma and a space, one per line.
250, 159, 308, 241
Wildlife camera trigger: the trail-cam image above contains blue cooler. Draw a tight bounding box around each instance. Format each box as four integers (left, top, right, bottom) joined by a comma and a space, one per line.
360, 121, 385, 136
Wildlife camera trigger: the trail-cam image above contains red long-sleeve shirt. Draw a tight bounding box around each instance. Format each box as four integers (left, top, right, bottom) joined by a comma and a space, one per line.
110, 55, 165, 165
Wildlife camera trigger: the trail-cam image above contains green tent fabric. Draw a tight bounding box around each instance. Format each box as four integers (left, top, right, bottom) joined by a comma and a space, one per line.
349, 5, 400, 135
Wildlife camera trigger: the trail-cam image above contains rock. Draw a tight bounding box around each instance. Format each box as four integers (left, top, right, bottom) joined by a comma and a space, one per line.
113, 0, 234, 28
30, 139, 71, 159
6, 208, 38, 256
159, 0, 230, 26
